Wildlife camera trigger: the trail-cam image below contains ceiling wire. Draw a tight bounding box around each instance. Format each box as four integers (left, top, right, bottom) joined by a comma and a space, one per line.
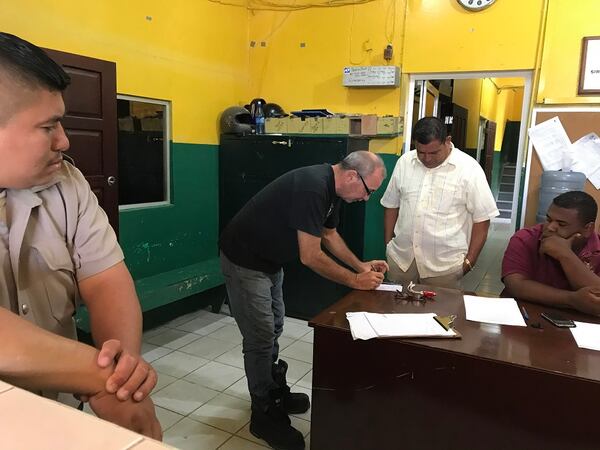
384, 0, 397, 44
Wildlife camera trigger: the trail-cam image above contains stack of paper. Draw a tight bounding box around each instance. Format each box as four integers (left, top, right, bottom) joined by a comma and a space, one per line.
463, 295, 526, 326
346, 312, 457, 341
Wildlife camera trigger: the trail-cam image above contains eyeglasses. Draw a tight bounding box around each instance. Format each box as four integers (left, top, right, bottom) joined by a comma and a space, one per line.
357, 172, 376, 196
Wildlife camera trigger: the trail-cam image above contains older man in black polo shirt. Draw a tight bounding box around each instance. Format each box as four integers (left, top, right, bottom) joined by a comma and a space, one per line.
220, 150, 388, 450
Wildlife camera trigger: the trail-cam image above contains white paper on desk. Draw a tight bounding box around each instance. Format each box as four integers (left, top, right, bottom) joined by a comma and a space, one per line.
570, 321, 600, 351
570, 133, 600, 189
346, 312, 456, 340
463, 295, 526, 327
376, 283, 403, 292
346, 312, 379, 340
528, 117, 572, 171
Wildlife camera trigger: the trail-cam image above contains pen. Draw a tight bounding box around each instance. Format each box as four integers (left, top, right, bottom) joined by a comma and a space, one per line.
521, 306, 529, 321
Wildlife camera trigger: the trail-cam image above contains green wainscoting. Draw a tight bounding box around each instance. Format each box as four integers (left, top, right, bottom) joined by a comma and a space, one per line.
362, 153, 399, 261
77, 142, 222, 331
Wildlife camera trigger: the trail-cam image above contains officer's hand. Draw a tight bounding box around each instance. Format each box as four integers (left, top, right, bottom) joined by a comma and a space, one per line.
353, 271, 384, 290
97, 339, 158, 402
89, 390, 162, 440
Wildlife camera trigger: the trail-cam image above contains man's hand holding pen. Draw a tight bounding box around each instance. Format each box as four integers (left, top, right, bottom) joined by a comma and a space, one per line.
366, 260, 389, 274
353, 260, 389, 290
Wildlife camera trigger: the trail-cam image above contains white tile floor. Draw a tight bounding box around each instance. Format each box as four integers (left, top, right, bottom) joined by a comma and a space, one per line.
145, 308, 313, 450
462, 221, 513, 296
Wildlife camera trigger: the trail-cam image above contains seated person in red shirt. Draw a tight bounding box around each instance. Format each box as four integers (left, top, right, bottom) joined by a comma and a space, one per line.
502, 191, 600, 316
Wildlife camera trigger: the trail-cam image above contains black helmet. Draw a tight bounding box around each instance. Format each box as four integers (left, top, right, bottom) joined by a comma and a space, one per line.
220, 106, 253, 135
264, 103, 286, 118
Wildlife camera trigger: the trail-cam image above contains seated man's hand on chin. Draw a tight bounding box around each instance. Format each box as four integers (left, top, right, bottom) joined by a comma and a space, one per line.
96, 339, 157, 402
89, 389, 162, 440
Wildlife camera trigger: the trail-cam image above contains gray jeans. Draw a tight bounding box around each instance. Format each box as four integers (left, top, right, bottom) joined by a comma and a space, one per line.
220, 251, 284, 400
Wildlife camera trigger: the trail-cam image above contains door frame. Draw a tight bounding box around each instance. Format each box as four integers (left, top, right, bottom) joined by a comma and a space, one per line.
417, 80, 440, 118
476, 117, 487, 164
403, 70, 533, 231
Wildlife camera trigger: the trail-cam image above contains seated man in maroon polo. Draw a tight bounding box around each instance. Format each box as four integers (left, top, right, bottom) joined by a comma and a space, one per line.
502, 191, 600, 316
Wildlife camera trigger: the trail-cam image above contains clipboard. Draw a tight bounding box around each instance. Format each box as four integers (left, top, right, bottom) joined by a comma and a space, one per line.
432, 315, 462, 339
347, 312, 462, 340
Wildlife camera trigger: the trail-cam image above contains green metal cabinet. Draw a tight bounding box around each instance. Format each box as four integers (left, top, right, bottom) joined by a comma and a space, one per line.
219, 134, 370, 319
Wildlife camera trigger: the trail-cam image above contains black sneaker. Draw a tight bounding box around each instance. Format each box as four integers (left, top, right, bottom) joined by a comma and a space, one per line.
272, 359, 311, 414
250, 392, 305, 450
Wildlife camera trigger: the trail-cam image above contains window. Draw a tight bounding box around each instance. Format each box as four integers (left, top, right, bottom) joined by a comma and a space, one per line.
117, 95, 171, 208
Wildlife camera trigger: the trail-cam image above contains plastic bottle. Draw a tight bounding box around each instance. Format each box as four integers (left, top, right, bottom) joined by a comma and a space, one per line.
255, 112, 265, 134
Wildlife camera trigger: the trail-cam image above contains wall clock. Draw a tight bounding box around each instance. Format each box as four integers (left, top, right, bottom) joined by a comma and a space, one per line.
456, 0, 496, 11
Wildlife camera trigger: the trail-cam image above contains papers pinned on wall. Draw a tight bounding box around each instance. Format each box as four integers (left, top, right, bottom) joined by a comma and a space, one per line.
528, 117, 600, 189
528, 116, 572, 171
346, 312, 458, 340
569, 133, 600, 189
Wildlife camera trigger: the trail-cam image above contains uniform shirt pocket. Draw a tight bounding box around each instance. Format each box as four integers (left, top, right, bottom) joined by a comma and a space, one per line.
29, 239, 78, 324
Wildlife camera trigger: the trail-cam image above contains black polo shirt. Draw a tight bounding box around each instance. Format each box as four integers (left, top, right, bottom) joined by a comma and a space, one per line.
220, 164, 341, 273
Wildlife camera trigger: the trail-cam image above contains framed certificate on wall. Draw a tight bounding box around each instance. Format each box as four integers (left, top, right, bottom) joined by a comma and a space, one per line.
578, 36, 600, 95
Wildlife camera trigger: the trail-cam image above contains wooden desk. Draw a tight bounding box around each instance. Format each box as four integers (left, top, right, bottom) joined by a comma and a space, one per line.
308, 288, 600, 450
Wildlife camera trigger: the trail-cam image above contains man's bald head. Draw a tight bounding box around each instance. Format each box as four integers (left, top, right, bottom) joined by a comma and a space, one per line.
0, 33, 70, 125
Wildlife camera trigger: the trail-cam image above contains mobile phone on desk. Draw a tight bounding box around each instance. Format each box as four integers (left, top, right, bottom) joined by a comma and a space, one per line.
541, 312, 576, 328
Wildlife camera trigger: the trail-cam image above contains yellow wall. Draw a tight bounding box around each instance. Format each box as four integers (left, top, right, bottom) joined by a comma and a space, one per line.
509, 88, 524, 121
403, 0, 544, 73
247, 0, 406, 153
481, 79, 512, 150
452, 79, 482, 149
538, 0, 600, 104
248, 1, 405, 113
0, 0, 249, 145
452, 78, 524, 151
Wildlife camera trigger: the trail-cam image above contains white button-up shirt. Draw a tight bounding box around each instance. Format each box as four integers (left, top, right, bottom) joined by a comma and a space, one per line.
380, 145, 499, 277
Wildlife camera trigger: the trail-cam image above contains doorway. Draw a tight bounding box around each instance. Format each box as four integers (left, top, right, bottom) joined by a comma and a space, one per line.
403, 71, 532, 232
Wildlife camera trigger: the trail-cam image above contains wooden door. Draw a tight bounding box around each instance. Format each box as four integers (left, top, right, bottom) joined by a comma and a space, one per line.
451, 103, 468, 150
483, 120, 497, 184
44, 49, 119, 235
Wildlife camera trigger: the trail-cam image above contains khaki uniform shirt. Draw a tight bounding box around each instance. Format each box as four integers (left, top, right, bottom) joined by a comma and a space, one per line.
0, 162, 124, 398
0, 190, 18, 309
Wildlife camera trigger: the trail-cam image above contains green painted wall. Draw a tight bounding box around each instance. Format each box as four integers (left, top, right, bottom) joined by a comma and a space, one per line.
363, 154, 399, 262
77, 143, 221, 329
120, 143, 219, 279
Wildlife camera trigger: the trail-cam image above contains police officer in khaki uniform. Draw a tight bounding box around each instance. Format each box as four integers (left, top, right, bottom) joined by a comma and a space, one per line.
0, 33, 161, 438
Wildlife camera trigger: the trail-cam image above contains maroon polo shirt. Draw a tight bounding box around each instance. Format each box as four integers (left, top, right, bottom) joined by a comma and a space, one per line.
502, 223, 600, 290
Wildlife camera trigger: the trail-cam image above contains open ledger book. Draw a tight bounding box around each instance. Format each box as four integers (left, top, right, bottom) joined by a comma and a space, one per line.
346, 312, 460, 341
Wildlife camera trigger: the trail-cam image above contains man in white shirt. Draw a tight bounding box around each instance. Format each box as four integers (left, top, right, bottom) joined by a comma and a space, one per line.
381, 116, 499, 289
